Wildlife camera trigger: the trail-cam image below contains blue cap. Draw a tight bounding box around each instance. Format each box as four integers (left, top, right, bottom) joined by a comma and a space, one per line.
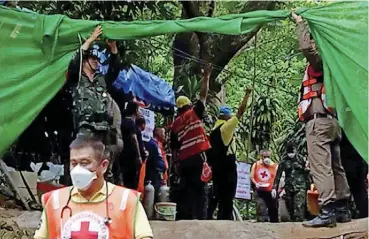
219, 105, 233, 116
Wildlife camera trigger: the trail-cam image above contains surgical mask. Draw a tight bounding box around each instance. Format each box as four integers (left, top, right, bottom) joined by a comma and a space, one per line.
70, 165, 97, 191
287, 153, 296, 158
263, 157, 272, 165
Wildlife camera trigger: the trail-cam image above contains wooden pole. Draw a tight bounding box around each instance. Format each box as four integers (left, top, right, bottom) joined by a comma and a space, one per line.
246, 33, 257, 163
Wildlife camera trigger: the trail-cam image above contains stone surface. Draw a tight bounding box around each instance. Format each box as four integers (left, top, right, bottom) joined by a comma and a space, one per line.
0, 208, 367, 239
15, 211, 42, 229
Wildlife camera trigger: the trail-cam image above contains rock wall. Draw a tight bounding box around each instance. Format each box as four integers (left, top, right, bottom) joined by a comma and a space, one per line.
0, 209, 367, 239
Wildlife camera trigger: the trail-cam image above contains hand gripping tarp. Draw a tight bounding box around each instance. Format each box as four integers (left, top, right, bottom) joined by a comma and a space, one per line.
0, 1, 367, 161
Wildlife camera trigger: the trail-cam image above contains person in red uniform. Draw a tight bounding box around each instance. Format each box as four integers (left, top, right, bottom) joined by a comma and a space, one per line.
170, 64, 212, 220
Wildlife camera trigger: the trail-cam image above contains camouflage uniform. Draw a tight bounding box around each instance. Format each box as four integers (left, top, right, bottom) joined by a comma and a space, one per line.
273, 155, 309, 221
67, 48, 122, 146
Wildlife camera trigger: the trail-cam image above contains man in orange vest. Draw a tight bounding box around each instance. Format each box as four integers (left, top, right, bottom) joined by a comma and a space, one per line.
34, 135, 153, 239
250, 150, 278, 223
292, 11, 351, 228
153, 127, 169, 183
170, 64, 212, 220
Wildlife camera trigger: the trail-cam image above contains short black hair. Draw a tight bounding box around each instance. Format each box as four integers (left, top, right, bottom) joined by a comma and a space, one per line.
136, 117, 146, 127
286, 142, 295, 153
70, 134, 107, 160
125, 101, 139, 116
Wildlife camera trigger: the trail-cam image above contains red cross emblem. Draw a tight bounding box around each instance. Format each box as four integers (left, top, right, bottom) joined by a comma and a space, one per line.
257, 168, 270, 181
71, 222, 98, 239
260, 170, 268, 178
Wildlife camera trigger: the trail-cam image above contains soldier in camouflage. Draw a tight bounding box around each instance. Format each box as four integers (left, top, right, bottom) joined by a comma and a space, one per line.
272, 143, 310, 222
67, 26, 122, 184
67, 25, 121, 145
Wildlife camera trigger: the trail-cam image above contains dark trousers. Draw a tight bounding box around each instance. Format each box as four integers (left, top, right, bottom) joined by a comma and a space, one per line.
257, 190, 279, 222
121, 158, 140, 190
208, 159, 237, 220
177, 155, 207, 220
342, 159, 368, 218
340, 133, 368, 219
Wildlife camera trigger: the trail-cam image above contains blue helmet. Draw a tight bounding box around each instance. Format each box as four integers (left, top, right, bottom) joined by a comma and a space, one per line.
219, 105, 233, 117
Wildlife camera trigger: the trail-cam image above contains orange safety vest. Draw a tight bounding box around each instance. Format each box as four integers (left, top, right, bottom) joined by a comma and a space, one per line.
253, 161, 277, 192
42, 186, 140, 239
156, 140, 169, 182
137, 161, 146, 198
298, 64, 335, 121
171, 108, 211, 160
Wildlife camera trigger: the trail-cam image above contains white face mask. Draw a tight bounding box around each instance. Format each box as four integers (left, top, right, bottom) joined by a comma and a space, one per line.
287, 153, 296, 158
70, 165, 97, 191
263, 157, 272, 165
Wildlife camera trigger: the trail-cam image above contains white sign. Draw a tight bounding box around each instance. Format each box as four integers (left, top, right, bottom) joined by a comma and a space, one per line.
235, 162, 251, 200
139, 107, 156, 142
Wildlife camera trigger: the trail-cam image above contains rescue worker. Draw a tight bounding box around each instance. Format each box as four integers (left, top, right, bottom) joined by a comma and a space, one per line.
207, 87, 252, 220
153, 127, 169, 184
292, 11, 351, 227
67, 26, 122, 176
272, 143, 309, 222
170, 64, 212, 220
34, 135, 153, 239
121, 102, 144, 190
250, 150, 278, 223
144, 128, 167, 193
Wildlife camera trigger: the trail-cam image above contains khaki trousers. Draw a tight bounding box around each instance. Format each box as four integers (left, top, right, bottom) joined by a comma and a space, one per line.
306, 117, 350, 206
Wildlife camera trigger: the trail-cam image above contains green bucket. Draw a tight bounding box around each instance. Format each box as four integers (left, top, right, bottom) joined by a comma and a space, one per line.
154, 202, 176, 221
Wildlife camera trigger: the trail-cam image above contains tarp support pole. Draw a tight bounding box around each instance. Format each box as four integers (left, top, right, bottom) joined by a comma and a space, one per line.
246, 33, 257, 163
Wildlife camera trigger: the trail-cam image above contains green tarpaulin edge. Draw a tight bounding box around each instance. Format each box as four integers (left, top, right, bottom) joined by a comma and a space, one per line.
0, 1, 367, 161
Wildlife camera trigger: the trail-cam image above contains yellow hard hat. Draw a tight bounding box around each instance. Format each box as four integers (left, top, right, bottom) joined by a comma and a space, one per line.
176, 96, 191, 108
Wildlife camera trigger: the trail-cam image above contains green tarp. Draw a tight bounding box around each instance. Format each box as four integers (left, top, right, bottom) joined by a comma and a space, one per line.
0, 1, 367, 161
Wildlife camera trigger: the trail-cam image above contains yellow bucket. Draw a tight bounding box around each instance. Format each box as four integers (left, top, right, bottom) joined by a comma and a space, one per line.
307, 184, 319, 216
154, 202, 176, 221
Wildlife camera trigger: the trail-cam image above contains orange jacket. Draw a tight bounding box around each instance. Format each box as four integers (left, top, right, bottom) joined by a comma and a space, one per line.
171, 108, 210, 160
253, 161, 277, 192
156, 140, 169, 182
42, 186, 140, 239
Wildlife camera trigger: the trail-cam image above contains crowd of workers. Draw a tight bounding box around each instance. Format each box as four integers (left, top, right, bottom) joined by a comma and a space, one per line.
0, 5, 356, 238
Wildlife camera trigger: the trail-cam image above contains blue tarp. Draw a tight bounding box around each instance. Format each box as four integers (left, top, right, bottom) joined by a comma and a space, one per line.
95, 45, 175, 112
113, 65, 175, 110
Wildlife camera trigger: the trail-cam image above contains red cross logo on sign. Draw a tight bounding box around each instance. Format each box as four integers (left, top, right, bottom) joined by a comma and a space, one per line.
71, 222, 98, 239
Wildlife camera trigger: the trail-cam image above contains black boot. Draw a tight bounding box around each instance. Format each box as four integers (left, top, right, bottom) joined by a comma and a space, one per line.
302, 203, 337, 228
335, 199, 352, 223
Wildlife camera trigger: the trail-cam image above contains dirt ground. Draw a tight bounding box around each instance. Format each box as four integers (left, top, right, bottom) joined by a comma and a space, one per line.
0, 207, 367, 239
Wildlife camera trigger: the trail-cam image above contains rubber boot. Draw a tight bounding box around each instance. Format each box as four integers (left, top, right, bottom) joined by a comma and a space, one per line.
302, 203, 337, 228
335, 199, 352, 223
